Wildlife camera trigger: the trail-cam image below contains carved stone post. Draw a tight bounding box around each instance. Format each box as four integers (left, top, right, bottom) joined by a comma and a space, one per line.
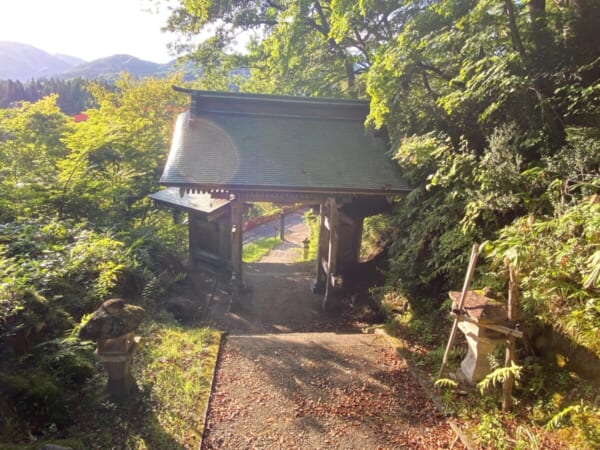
79, 298, 144, 401
96, 332, 140, 399
450, 291, 508, 384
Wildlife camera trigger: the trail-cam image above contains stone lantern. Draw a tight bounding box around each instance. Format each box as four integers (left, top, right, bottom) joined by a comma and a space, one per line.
450, 291, 508, 383
79, 298, 144, 400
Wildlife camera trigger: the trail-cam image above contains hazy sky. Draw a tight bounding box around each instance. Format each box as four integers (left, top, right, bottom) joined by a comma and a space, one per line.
0, 0, 178, 63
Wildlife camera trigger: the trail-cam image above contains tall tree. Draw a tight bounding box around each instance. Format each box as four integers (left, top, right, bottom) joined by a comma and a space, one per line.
0, 95, 70, 220
159, 0, 416, 96
58, 74, 186, 226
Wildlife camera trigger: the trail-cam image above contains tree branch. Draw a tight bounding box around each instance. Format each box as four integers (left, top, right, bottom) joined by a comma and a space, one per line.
352, 29, 371, 64
417, 62, 465, 88
421, 72, 437, 100
265, 1, 284, 12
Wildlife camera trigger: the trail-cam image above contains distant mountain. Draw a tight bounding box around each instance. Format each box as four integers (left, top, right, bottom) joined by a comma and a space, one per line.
61, 54, 172, 80
0, 41, 203, 81
54, 53, 86, 67
0, 42, 245, 84
0, 41, 82, 80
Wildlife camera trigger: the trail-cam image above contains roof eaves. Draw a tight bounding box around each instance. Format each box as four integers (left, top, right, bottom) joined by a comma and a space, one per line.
160, 182, 410, 196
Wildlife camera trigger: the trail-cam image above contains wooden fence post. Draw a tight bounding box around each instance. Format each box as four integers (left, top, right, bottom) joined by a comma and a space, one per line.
502, 266, 519, 411
439, 243, 479, 378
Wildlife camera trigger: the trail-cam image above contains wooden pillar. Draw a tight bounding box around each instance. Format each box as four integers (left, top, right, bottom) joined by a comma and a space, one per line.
279, 212, 285, 240
313, 203, 327, 294
218, 214, 232, 263
323, 198, 339, 310
188, 212, 194, 265
353, 217, 364, 263
230, 198, 244, 286
503, 267, 519, 411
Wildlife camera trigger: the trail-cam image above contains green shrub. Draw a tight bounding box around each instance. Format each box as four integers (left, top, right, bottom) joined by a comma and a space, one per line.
486, 190, 600, 357
0, 371, 69, 431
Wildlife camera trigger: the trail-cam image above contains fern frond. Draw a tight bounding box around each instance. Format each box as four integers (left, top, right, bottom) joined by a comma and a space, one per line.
487, 352, 502, 371
142, 276, 163, 303
545, 404, 583, 430
435, 378, 458, 389
477, 363, 523, 394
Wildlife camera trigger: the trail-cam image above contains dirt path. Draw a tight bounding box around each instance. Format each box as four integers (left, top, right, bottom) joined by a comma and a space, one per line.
203, 333, 455, 449
203, 216, 459, 449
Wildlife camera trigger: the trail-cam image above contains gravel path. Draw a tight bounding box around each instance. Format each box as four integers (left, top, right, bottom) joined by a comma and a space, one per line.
203, 213, 460, 449
203, 333, 456, 449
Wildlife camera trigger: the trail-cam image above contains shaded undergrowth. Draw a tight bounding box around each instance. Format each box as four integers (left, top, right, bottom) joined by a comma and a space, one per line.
0, 314, 220, 450
377, 288, 599, 449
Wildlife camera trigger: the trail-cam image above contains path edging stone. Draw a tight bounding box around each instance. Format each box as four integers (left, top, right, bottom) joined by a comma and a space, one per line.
200, 331, 224, 448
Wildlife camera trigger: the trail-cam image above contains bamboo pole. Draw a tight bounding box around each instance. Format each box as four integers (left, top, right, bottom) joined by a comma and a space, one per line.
502, 266, 519, 411
439, 243, 479, 378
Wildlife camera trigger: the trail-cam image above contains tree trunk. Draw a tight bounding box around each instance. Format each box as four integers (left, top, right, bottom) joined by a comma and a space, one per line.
567, 0, 600, 83
524, 0, 567, 150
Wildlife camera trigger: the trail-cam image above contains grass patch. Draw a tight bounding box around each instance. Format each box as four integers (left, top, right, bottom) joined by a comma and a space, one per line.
242, 237, 280, 262
302, 209, 319, 262
244, 202, 282, 221
132, 321, 221, 448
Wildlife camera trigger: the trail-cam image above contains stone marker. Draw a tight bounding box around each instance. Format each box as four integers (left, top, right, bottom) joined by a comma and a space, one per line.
450, 291, 507, 383
79, 298, 144, 400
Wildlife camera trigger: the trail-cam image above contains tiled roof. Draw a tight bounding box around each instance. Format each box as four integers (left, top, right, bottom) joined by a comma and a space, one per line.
160, 89, 410, 195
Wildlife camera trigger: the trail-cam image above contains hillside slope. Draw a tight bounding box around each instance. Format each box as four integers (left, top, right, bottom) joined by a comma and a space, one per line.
0, 41, 80, 80
61, 54, 171, 80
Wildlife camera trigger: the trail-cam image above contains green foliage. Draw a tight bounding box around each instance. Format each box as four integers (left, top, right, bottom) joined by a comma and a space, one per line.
477, 363, 523, 395
485, 186, 600, 356
473, 412, 511, 450
434, 378, 458, 389
243, 237, 281, 263
303, 208, 319, 262
0, 95, 71, 221
162, 0, 411, 97
0, 370, 70, 433
34, 336, 96, 385
360, 213, 392, 260
142, 272, 187, 306
0, 77, 95, 115
0, 74, 192, 443
540, 400, 600, 447
546, 403, 584, 431
59, 74, 186, 225
134, 322, 220, 447
244, 202, 281, 221
514, 425, 542, 450
0, 219, 130, 329
386, 133, 480, 296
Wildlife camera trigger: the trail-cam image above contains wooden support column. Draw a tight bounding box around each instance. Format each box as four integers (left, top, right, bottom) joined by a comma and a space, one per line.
218, 213, 232, 263
188, 212, 194, 265
323, 198, 339, 310
230, 198, 244, 287
353, 217, 364, 263
503, 267, 519, 412
313, 203, 327, 294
